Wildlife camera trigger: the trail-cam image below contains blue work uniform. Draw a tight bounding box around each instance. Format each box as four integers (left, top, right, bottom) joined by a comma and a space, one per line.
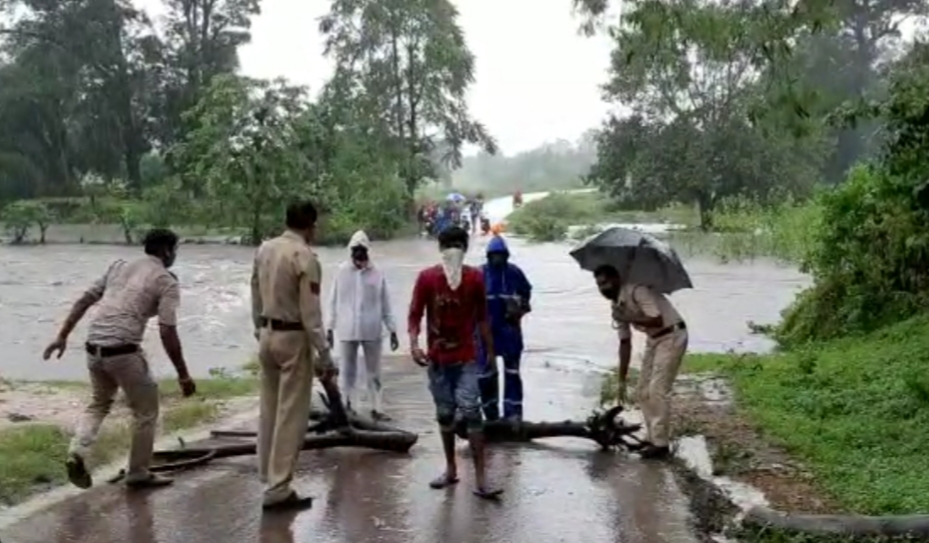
476, 235, 532, 420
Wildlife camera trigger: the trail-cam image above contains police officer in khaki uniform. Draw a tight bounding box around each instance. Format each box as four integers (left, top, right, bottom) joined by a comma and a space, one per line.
251, 200, 336, 510
43, 229, 196, 489
594, 264, 688, 460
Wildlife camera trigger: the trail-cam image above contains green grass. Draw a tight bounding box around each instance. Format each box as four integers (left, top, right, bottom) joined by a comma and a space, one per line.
0, 373, 258, 505
506, 191, 697, 242
503, 192, 818, 266
732, 526, 919, 542
640, 315, 929, 516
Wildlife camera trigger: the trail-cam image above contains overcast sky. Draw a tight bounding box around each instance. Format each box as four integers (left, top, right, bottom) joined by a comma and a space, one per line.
139, 0, 618, 156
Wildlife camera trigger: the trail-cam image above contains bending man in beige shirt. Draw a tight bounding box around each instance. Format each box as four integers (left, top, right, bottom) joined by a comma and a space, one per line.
43, 228, 196, 490
251, 200, 337, 510
594, 264, 688, 460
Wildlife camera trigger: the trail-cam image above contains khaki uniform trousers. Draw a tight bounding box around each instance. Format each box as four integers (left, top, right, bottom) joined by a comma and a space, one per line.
635, 329, 688, 447
70, 351, 160, 482
257, 329, 316, 505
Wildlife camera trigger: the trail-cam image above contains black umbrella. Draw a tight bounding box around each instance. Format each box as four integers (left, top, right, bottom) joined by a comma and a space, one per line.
569, 227, 694, 294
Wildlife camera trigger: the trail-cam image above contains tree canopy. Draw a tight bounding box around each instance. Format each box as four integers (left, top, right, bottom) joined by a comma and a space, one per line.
0, 0, 491, 244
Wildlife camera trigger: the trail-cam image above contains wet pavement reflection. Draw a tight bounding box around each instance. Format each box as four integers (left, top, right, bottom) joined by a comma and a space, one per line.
1, 363, 701, 543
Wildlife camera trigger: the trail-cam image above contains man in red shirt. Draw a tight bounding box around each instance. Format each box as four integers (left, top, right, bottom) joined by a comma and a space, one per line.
408, 225, 501, 499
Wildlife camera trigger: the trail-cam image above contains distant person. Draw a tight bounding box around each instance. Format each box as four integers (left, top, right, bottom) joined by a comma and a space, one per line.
43, 228, 195, 490
472, 198, 484, 234
408, 225, 502, 499
461, 205, 472, 232
251, 200, 337, 509
594, 264, 688, 460
326, 230, 400, 421
434, 206, 450, 236
476, 235, 532, 421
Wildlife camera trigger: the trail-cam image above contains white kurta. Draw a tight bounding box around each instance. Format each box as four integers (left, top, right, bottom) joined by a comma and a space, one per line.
325, 263, 397, 342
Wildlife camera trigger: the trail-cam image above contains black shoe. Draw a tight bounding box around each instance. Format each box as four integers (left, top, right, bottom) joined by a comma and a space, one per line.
126, 474, 174, 489
66, 453, 92, 489
638, 444, 671, 460
263, 491, 314, 511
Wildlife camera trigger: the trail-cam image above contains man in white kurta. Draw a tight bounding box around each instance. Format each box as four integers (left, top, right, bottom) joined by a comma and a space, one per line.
326, 230, 400, 420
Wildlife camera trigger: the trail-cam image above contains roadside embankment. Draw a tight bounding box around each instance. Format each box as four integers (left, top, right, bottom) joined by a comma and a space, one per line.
603, 314, 929, 540
0, 367, 259, 506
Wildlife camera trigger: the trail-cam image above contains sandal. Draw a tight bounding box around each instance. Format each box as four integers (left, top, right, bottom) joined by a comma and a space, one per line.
428, 474, 460, 489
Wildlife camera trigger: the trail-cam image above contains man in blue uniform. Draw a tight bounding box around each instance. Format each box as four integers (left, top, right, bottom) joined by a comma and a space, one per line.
476, 235, 532, 421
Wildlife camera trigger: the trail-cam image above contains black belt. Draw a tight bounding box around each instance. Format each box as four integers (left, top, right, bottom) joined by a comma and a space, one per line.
85, 343, 139, 357
651, 322, 686, 340
260, 317, 304, 331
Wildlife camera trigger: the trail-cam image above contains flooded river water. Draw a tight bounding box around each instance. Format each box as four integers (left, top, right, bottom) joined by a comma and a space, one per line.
0, 224, 807, 381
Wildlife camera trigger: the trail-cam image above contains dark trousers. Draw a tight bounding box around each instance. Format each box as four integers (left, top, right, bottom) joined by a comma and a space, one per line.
477, 353, 523, 420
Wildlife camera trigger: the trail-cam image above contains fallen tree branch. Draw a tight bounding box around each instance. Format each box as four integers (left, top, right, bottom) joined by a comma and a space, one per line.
108, 430, 417, 484
108, 397, 639, 484
453, 406, 643, 450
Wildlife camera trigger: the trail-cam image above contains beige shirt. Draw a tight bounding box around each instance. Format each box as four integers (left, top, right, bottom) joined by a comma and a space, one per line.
251, 230, 330, 360
85, 256, 180, 347
612, 283, 683, 340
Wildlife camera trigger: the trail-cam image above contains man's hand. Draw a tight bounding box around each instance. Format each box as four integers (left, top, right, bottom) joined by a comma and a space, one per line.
411, 346, 428, 367
43, 337, 67, 360
326, 329, 334, 348
317, 364, 338, 381
389, 332, 399, 351
316, 351, 338, 380
178, 376, 197, 397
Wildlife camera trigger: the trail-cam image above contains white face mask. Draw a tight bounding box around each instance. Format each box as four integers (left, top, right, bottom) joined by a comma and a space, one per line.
440, 247, 465, 290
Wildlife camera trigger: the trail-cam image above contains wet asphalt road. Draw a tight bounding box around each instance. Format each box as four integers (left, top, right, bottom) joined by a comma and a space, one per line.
0, 361, 700, 543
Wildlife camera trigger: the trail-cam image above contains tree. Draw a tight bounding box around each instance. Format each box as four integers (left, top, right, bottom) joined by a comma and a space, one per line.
320, 0, 497, 198
452, 135, 597, 194
0, 0, 162, 193
1, 199, 51, 243
581, 0, 822, 227
155, 0, 262, 149
169, 75, 313, 245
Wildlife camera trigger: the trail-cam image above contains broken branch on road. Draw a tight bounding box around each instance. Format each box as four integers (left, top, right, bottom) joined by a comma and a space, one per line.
108, 393, 641, 483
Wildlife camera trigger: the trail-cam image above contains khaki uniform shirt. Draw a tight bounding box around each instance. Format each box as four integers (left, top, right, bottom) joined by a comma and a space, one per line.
251, 230, 332, 367
86, 256, 180, 347
613, 283, 683, 341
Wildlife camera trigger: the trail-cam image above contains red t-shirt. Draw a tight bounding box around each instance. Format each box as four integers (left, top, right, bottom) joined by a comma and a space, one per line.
408, 264, 487, 364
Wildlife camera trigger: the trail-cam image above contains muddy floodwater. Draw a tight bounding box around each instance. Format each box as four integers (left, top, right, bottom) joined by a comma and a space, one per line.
0, 232, 806, 381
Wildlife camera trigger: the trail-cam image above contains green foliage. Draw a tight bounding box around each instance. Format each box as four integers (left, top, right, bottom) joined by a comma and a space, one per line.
1, 199, 52, 243
320, 0, 496, 197
700, 196, 823, 264
452, 135, 596, 195
507, 193, 579, 241
506, 191, 637, 242
0, 0, 433, 243
775, 49, 929, 346
667, 314, 929, 515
